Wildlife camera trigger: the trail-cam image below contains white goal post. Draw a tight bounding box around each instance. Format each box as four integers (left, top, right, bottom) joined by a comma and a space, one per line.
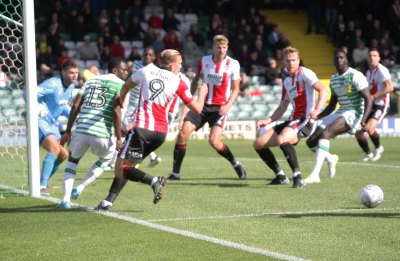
0, 0, 40, 196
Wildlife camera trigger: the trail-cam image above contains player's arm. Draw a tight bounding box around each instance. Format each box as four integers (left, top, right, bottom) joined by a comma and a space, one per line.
60, 94, 83, 145
309, 81, 328, 120
113, 95, 123, 150
359, 88, 373, 126
120, 78, 137, 107
257, 100, 289, 129
220, 78, 240, 116
317, 94, 337, 119
184, 83, 207, 114
190, 59, 203, 95
371, 79, 394, 101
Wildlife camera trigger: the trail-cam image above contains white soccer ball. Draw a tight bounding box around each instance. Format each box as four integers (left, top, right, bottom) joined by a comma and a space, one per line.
360, 184, 384, 208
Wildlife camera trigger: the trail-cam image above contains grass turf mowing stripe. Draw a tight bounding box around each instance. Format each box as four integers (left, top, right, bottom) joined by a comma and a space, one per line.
1, 184, 310, 261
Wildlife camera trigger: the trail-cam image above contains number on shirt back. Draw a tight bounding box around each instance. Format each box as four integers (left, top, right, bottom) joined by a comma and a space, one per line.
149, 79, 165, 101
86, 84, 108, 108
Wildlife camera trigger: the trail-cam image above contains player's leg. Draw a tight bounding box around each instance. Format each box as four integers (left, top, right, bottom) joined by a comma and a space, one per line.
277, 126, 303, 188
169, 120, 197, 180
254, 125, 288, 184
50, 145, 68, 178
355, 130, 373, 161
40, 135, 62, 191
305, 117, 347, 183
209, 125, 246, 180
365, 113, 384, 161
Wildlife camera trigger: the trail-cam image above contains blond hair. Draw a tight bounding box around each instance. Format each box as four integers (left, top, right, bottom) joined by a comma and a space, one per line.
282, 46, 300, 58
213, 34, 229, 45
160, 49, 181, 68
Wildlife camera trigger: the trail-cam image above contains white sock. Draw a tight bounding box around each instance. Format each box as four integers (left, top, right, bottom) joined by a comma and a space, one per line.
109, 152, 117, 167
149, 152, 157, 161
63, 162, 77, 202
293, 171, 301, 177
76, 162, 104, 193
310, 139, 330, 177
150, 177, 158, 186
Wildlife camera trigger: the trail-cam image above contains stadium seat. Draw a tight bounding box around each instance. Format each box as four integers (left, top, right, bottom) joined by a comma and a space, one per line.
64, 41, 76, 50
120, 41, 132, 49
86, 60, 100, 68
132, 40, 144, 49
185, 13, 198, 24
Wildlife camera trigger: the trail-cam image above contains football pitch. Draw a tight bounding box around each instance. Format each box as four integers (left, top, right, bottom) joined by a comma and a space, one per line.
1, 137, 399, 260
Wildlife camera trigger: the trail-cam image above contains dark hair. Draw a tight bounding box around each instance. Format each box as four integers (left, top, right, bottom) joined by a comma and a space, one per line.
108, 57, 125, 72
61, 59, 79, 71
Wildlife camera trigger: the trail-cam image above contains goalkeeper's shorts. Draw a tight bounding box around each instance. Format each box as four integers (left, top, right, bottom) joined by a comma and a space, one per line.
38, 118, 61, 144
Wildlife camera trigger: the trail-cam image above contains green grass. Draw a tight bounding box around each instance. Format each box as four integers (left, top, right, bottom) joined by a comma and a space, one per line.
1, 137, 400, 260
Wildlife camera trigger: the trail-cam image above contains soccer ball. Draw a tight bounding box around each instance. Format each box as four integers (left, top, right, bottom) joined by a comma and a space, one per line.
360, 184, 384, 208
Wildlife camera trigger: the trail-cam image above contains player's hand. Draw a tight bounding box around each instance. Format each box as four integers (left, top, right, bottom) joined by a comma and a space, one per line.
37, 103, 49, 117
115, 138, 122, 151
308, 110, 318, 120
219, 103, 231, 116
256, 118, 271, 130
178, 119, 184, 130
60, 132, 71, 146
197, 83, 208, 99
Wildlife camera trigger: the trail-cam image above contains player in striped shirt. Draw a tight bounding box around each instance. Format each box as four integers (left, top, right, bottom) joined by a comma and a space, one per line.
95, 50, 207, 210
169, 34, 247, 181
122, 47, 163, 167
304, 49, 372, 184
254, 46, 327, 188
355, 49, 393, 161
36, 60, 79, 192
58, 58, 128, 208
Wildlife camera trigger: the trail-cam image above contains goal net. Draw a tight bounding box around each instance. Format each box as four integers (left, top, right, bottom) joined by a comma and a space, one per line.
0, 0, 28, 196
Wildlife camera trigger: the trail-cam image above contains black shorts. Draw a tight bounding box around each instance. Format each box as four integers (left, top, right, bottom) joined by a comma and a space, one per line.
367, 104, 386, 123
273, 118, 314, 139
184, 104, 226, 131
119, 127, 166, 163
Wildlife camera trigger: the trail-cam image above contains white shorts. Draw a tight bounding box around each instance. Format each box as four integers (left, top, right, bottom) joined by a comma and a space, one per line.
68, 132, 115, 160
318, 110, 362, 135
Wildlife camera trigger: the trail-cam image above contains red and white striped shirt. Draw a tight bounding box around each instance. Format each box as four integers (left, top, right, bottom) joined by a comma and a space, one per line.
365, 63, 391, 108
282, 66, 319, 120
131, 64, 193, 133
197, 55, 241, 105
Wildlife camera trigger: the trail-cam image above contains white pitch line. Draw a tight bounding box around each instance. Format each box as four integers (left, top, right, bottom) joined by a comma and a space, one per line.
148, 207, 400, 222
1, 185, 310, 261
238, 158, 400, 169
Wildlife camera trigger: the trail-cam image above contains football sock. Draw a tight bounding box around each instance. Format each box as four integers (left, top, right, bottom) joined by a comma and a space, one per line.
280, 142, 300, 173
62, 171, 76, 203
105, 177, 128, 203
76, 160, 104, 193
123, 166, 153, 185
370, 131, 380, 148
49, 159, 62, 178
149, 151, 157, 161
356, 135, 371, 154
216, 144, 236, 165
40, 152, 57, 188
256, 148, 282, 174
310, 139, 330, 177
173, 144, 186, 174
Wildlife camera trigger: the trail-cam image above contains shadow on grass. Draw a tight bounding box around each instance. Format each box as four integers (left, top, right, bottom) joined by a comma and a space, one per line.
0, 204, 86, 213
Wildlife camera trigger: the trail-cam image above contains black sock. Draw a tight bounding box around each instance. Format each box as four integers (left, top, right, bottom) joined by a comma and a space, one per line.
255, 148, 282, 174
370, 131, 380, 148
280, 143, 300, 173
105, 177, 127, 203
357, 135, 371, 154
123, 166, 154, 185
216, 144, 236, 165
173, 144, 186, 173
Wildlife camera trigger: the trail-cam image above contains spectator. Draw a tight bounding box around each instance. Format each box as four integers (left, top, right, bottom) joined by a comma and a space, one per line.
147, 7, 163, 30
128, 0, 145, 22
367, 19, 382, 42
387, 0, 400, 44
332, 13, 346, 46
306, 0, 323, 34
100, 46, 113, 69
188, 24, 205, 50
143, 27, 156, 48
127, 46, 141, 62
0, 65, 9, 88
38, 34, 48, 54
109, 8, 123, 34
78, 35, 100, 61
37, 46, 57, 70
70, 15, 87, 42
246, 51, 263, 76
352, 41, 369, 72
380, 48, 396, 69
37, 63, 54, 84
152, 33, 165, 55
53, 37, 68, 59
239, 71, 250, 97
56, 49, 70, 69
182, 34, 201, 69
379, 30, 394, 53
98, 9, 109, 28
126, 15, 145, 41
209, 13, 223, 37
264, 58, 283, 85
108, 35, 125, 58
82, 64, 100, 81
163, 29, 181, 51
163, 7, 180, 31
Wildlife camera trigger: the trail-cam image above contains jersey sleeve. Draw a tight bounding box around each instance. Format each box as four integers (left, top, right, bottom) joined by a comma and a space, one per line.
379, 66, 391, 82
176, 79, 194, 104
37, 80, 55, 100
196, 58, 203, 75
130, 69, 142, 85
352, 72, 369, 91
281, 81, 289, 101
302, 68, 319, 87
231, 60, 241, 81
